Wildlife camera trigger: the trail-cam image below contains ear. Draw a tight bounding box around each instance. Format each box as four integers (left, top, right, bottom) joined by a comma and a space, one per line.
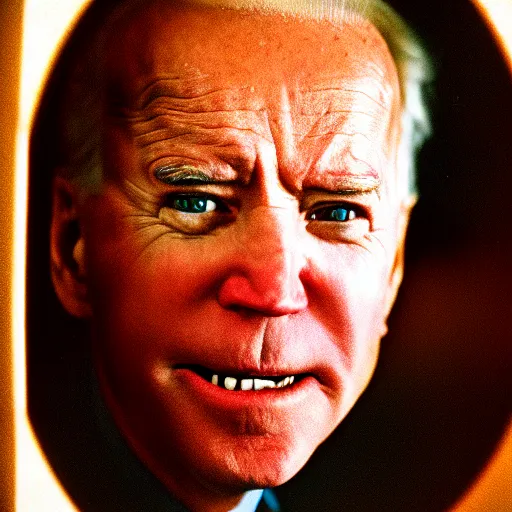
383, 195, 417, 323
50, 176, 92, 318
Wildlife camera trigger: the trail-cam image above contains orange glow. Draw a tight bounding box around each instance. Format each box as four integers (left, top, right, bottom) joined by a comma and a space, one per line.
452, 420, 512, 511
474, 0, 512, 70
14, 2, 91, 510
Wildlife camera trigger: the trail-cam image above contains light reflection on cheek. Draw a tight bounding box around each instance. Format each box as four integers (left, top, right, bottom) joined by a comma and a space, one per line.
321, 248, 389, 350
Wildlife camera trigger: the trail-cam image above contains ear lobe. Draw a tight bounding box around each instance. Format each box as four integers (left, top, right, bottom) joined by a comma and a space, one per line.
383, 196, 416, 322
50, 176, 92, 318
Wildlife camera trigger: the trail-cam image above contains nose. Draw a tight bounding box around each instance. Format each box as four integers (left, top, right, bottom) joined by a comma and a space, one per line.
217, 206, 309, 316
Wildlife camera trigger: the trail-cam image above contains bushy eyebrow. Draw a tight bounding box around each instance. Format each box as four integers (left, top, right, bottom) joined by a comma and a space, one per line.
155, 165, 240, 186
330, 183, 380, 195
303, 175, 382, 199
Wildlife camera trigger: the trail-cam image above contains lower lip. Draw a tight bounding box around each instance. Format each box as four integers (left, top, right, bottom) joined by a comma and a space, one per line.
174, 369, 320, 413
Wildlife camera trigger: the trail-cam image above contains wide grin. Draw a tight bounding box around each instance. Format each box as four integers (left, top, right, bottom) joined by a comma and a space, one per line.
181, 365, 300, 391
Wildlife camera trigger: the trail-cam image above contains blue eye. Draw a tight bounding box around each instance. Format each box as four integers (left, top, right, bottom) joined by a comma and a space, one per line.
171, 196, 217, 213
309, 206, 357, 221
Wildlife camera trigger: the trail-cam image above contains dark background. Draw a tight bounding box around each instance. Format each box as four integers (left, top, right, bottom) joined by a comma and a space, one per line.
28, 1, 512, 510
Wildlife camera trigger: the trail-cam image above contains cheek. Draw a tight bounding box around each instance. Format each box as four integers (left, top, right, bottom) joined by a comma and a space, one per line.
313, 245, 391, 399
86, 232, 238, 370
318, 243, 391, 333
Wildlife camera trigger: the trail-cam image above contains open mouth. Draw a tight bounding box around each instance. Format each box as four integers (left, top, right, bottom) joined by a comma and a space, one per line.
177, 365, 307, 391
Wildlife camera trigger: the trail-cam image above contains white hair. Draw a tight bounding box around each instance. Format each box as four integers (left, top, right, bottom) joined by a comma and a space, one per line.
59, 0, 433, 198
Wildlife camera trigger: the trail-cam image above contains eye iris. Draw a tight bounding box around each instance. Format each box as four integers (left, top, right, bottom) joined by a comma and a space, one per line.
174, 197, 209, 213
330, 207, 349, 221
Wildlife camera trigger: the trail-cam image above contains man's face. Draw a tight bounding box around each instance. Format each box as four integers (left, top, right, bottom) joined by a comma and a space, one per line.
65, 2, 407, 505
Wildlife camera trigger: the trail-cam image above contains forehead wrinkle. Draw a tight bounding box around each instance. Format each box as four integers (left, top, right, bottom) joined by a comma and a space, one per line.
298, 79, 394, 116
292, 68, 395, 134
112, 77, 267, 116
112, 76, 277, 146
132, 125, 271, 172
294, 108, 385, 142
137, 75, 215, 108
138, 79, 266, 112
123, 110, 273, 144
289, 89, 395, 188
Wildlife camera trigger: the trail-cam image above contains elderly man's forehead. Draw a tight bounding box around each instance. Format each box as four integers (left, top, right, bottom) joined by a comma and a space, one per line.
103, 1, 399, 106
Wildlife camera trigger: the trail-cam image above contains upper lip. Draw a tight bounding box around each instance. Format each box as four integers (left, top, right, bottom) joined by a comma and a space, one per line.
175, 363, 303, 376
173, 363, 329, 386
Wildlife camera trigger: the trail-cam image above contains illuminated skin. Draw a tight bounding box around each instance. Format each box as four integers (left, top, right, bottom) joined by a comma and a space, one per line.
51, 3, 411, 511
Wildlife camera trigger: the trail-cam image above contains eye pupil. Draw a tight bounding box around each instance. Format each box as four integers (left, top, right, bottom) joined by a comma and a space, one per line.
193, 198, 206, 211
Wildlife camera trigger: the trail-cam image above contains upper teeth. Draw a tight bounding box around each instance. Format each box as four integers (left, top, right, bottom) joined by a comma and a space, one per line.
212, 374, 295, 390
241, 379, 253, 391
224, 377, 237, 390
254, 379, 276, 390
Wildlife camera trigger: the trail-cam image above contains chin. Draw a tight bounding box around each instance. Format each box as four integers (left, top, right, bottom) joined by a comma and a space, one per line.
186, 432, 320, 495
